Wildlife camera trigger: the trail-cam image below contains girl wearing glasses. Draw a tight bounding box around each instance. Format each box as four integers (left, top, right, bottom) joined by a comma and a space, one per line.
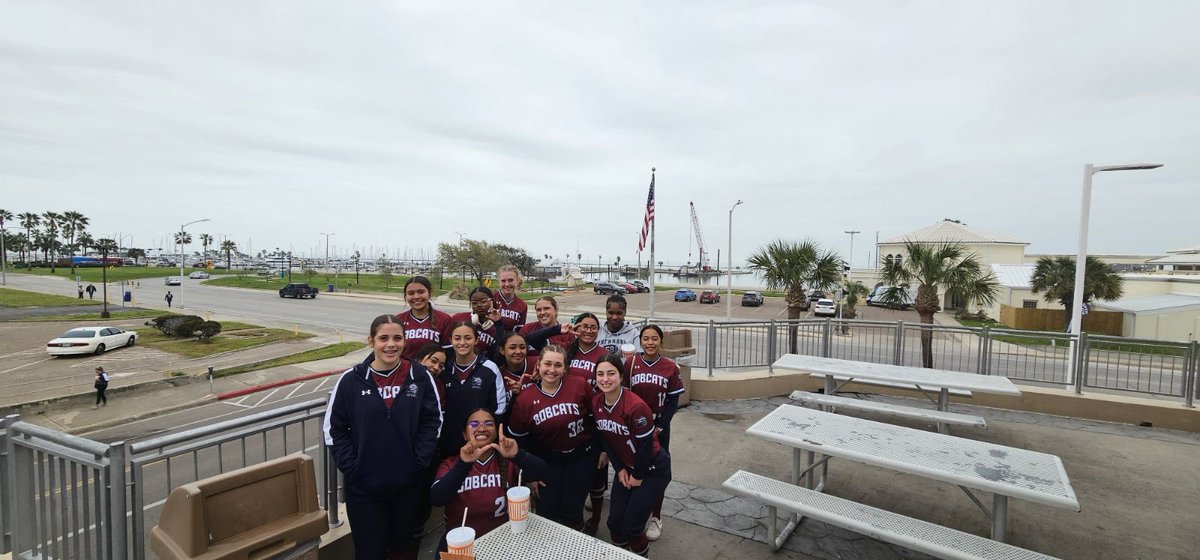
430, 408, 548, 552
451, 286, 506, 358
506, 344, 598, 532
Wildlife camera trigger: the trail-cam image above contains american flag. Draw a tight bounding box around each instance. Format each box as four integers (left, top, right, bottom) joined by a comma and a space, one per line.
637, 172, 655, 252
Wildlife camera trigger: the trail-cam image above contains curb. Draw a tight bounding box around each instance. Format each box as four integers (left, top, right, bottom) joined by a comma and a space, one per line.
216, 369, 344, 400
73, 395, 219, 436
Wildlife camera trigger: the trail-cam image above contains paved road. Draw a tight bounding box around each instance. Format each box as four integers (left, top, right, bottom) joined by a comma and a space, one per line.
5, 273, 1190, 401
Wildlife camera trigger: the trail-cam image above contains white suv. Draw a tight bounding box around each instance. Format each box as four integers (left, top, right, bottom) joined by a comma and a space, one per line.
813, 298, 838, 317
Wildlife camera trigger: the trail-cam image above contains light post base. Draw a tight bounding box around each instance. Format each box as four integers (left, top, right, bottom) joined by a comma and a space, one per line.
100, 309, 111, 319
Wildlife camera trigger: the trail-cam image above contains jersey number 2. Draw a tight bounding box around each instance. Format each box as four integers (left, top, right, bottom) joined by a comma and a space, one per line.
494, 496, 506, 518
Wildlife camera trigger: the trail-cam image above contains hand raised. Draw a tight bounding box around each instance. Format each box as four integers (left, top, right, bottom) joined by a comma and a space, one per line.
487, 309, 502, 322
459, 440, 496, 463
497, 423, 519, 458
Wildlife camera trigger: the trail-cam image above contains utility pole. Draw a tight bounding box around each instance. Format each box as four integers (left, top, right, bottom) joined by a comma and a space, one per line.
839, 230, 859, 321
320, 233, 335, 274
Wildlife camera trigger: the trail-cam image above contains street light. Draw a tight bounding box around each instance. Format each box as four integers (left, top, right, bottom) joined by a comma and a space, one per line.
726, 199, 743, 319
179, 218, 210, 306
1067, 163, 1162, 378
839, 231, 859, 321
320, 232, 335, 274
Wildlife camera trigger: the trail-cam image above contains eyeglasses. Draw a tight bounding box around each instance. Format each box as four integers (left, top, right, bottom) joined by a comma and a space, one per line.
467, 420, 496, 429
576, 324, 599, 332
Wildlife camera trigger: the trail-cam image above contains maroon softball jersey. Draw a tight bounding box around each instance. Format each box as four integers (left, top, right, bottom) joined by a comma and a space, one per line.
592, 388, 660, 469
566, 343, 608, 387
397, 308, 453, 360
449, 313, 501, 356
623, 355, 685, 415
507, 376, 594, 453
435, 453, 519, 537
494, 292, 527, 333
519, 321, 576, 357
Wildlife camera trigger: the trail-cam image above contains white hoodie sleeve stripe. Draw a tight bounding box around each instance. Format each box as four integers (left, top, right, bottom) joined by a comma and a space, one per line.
322, 369, 353, 446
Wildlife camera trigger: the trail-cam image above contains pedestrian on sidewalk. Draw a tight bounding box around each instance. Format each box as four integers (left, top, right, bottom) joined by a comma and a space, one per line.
86, 284, 97, 299
93, 367, 109, 408
164, 291, 173, 308
78, 285, 85, 299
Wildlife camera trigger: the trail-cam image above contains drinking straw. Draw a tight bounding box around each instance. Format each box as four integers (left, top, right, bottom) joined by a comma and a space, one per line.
462, 508, 468, 528
517, 470, 522, 487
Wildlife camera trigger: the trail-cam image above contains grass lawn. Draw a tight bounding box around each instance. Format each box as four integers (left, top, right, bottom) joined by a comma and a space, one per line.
137, 323, 315, 358
18, 309, 168, 322
0, 287, 98, 308
955, 317, 1184, 356
13, 267, 237, 283
215, 341, 365, 377
203, 272, 456, 297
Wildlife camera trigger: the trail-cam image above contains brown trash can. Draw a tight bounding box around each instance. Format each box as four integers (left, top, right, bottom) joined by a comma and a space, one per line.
660, 329, 696, 407
150, 453, 328, 560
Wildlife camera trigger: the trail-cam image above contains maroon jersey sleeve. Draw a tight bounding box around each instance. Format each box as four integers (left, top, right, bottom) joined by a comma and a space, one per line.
508, 378, 591, 453
593, 389, 659, 471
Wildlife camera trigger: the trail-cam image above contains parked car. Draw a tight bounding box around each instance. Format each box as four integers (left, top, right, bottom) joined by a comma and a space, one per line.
46, 326, 138, 356
813, 298, 838, 317
674, 288, 697, 302
164, 276, 182, 286
699, 290, 721, 304
619, 282, 641, 294
279, 283, 319, 299
801, 291, 826, 311
631, 280, 651, 293
188, 271, 210, 279
594, 282, 627, 295
867, 286, 916, 309
741, 291, 764, 307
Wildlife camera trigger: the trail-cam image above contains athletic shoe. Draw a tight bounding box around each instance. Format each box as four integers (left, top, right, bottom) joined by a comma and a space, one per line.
645, 516, 662, 541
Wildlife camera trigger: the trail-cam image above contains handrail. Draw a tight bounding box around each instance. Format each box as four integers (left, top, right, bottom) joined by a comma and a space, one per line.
129, 397, 326, 454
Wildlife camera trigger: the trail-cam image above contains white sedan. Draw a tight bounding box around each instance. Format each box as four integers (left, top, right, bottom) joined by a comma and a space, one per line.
188, 271, 211, 279
812, 298, 838, 317
46, 326, 139, 356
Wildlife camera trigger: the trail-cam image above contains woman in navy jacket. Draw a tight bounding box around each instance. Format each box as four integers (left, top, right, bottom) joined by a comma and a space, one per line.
323, 314, 443, 559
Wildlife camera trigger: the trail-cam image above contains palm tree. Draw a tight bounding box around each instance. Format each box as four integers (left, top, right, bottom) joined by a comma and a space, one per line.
174, 231, 192, 268
42, 211, 63, 272
1029, 255, 1123, 332
76, 232, 95, 257
221, 240, 237, 271
0, 209, 12, 272
748, 239, 841, 353
199, 234, 213, 264
12, 232, 31, 265
61, 211, 89, 272
18, 212, 39, 265
878, 241, 999, 368
127, 248, 146, 265
842, 280, 870, 318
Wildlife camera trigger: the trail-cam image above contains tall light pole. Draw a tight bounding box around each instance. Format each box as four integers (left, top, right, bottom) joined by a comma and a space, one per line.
179, 218, 210, 306
839, 230, 859, 320
320, 232, 335, 274
0, 212, 8, 286
1067, 163, 1162, 378
726, 199, 743, 319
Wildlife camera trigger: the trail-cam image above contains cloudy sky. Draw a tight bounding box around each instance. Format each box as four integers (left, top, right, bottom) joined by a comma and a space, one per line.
2, 1, 1197, 268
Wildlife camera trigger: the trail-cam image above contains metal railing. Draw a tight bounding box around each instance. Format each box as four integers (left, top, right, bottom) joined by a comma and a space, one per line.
3, 319, 1197, 559
126, 396, 335, 560
2, 414, 127, 559
650, 318, 1199, 407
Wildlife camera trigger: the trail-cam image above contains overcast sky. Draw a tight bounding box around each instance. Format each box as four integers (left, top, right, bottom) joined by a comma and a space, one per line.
2, 1, 1197, 268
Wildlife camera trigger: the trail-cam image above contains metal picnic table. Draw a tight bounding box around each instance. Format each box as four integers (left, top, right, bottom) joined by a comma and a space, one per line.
473, 513, 644, 559
773, 354, 1021, 432
747, 403, 1079, 544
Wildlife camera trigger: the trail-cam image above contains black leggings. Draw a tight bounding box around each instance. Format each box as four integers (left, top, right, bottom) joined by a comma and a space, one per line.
536, 446, 598, 528
608, 451, 671, 540
345, 484, 422, 560
95, 386, 107, 405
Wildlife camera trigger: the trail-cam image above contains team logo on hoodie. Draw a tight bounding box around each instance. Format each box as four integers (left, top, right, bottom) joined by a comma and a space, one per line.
471, 377, 483, 390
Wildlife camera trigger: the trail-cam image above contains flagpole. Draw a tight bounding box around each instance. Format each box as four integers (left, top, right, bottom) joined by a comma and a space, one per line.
647, 167, 656, 321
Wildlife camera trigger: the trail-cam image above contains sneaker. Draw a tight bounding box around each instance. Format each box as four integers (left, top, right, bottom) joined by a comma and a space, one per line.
645, 516, 662, 541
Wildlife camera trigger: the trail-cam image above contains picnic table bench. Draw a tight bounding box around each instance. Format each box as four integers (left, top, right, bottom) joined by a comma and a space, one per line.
726, 404, 1077, 555
773, 354, 1020, 433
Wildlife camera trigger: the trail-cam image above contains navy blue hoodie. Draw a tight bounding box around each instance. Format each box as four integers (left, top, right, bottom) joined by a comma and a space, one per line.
323, 355, 443, 501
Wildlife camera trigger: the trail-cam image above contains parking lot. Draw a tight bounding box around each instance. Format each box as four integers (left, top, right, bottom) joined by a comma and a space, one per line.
551, 290, 923, 323
0, 320, 180, 408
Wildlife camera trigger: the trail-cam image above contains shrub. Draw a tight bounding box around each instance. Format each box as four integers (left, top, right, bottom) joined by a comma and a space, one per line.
448, 283, 470, 300
195, 321, 223, 341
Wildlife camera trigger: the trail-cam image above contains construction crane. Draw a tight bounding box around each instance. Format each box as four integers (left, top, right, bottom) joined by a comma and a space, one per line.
689, 202, 711, 271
